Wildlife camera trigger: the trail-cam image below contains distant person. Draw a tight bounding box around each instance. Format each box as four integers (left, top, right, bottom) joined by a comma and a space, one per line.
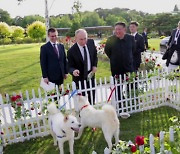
40, 28, 68, 86
129, 21, 145, 71
67, 29, 98, 104
142, 28, 148, 50
165, 21, 180, 66
105, 22, 135, 101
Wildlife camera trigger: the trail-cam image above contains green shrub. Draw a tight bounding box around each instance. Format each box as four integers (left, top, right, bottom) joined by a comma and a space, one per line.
14, 37, 24, 44
160, 36, 166, 39
23, 37, 34, 43
0, 38, 12, 45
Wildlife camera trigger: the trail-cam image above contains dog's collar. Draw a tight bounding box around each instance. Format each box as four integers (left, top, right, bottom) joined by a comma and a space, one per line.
80, 105, 89, 111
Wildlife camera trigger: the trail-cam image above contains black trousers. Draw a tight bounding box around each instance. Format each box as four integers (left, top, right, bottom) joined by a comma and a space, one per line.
166, 45, 180, 66
75, 78, 95, 105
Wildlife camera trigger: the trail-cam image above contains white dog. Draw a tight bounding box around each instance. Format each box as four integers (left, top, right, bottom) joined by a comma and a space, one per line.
47, 103, 81, 154
74, 95, 120, 151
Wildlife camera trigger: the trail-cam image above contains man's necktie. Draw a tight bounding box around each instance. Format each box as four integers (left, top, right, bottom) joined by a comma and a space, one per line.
176, 30, 179, 38
83, 46, 88, 79
53, 44, 59, 58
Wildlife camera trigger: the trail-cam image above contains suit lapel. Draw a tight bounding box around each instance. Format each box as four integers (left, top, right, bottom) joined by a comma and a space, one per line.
75, 43, 84, 64
47, 42, 59, 58
87, 40, 93, 66
57, 44, 62, 59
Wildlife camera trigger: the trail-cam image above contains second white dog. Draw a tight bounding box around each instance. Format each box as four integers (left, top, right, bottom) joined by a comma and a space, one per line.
74, 95, 120, 151
47, 103, 81, 154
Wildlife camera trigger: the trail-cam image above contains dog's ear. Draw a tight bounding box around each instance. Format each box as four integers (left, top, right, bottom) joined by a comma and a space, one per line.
64, 115, 69, 122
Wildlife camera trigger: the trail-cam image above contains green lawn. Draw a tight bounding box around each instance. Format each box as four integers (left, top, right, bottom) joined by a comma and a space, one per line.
148, 38, 161, 51
3, 106, 180, 154
0, 43, 110, 95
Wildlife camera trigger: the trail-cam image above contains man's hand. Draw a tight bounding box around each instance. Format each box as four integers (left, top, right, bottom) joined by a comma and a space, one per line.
43, 78, 49, 84
64, 74, 68, 79
73, 70, 80, 77
92, 67, 97, 73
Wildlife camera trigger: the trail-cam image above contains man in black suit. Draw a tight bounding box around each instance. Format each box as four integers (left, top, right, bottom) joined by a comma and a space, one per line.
166, 21, 180, 66
67, 29, 98, 104
129, 21, 145, 71
105, 22, 135, 102
142, 28, 148, 50
40, 28, 68, 86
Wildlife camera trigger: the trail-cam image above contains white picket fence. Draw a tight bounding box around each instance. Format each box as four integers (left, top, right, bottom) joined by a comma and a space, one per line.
0, 69, 179, 152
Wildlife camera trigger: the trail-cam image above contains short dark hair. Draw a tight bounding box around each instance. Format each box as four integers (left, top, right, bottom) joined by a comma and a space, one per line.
114, 22, 126, 28
48, 28, 57, 35
130, 21, 139, 27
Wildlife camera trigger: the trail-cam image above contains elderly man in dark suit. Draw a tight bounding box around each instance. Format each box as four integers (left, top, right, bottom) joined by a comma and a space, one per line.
40, 28, 68, 86
166, 21, 180, 66
105, 22, 135, 102
129, 21, 145, 71
67, 29, 98, 104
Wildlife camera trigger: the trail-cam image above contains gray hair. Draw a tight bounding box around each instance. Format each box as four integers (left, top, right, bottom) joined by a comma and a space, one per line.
75, 29, 88, 37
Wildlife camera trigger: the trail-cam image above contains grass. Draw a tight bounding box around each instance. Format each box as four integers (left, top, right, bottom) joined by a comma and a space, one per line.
148, 38, 161, 51
3, 106, 180, 154
0, 43, 110, 95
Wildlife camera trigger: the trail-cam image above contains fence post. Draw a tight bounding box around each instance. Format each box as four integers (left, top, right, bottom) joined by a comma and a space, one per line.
149, 134, 155, 154
72, 82, 78, 112
160, 131, 165, 153
169, 127, 174, 142
165, 70, 169, 105
109, 76, 116, 110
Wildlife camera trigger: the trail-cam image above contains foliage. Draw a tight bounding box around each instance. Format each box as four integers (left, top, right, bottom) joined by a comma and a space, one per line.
165, 67, 180, 80
27, 21, 46, 41
0, 9, 12, 25
8, 94, 29, 120
0, 22, 12, 39
11, 26, 25, 42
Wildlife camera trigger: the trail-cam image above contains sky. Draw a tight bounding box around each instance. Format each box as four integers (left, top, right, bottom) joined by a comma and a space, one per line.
0, 0, 180, 18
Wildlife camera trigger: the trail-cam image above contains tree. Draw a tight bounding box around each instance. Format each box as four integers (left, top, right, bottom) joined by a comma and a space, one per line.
0, 22, 12, 39
173, 4, 179, 12
27, 21, 46, 41
11, 26, 24, 39
81, 12, 105, 27
17, 15, 45, 28
0, 9, 12, 25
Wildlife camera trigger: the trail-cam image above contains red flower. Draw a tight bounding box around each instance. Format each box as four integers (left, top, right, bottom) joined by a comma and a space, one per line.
1, 132, 4, 135
152, 58, 155, 61
77, 93, 82, 96
114, 75, 119, 79
131, 145, 137, 153
11, 96, 17, 102
145, 59, 149, 62
16, 102, 22, 107
31, 107, 34, 110
38, 112, 41, 115
135, 136, 144, 146
101, 44, 105, 48
157, 64, 160, 67
16, 95, 21, 99
126, 77, 129, 81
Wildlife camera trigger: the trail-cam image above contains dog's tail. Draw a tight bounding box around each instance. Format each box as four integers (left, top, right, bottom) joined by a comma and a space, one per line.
47, 103, 59, 115
102, 104, 118, 119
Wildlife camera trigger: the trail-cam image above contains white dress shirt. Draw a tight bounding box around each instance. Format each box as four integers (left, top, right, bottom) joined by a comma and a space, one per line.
77, 43, 91, 71
50, 41, 59, 57
174, 29, 180, 44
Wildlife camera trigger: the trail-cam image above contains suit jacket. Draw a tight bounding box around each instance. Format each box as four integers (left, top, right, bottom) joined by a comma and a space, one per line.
40, 41, 68, 83
142, 32, 148, 43
168, 29, 180, 49
105, 34, 135, 76
133, 33, 145, 70
67, 39, 98, 83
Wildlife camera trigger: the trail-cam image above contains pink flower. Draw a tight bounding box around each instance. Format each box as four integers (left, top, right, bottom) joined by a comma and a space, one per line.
16, 95, 21, 99
135, 136, 144, 146
145, 59, 149, 62
16, 102, 22, 107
